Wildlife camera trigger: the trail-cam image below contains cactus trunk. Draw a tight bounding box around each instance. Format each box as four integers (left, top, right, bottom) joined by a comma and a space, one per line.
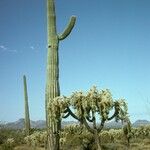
45, 0, 76, 149
23, 75, 30, 136
46, 0, 60, 149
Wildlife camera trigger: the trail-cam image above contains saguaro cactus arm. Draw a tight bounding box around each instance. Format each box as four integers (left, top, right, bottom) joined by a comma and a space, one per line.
58, 16, 76, 40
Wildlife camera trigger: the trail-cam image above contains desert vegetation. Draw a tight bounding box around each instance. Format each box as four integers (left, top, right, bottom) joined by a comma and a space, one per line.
0, 124, 150, 150
1, 0, 150, 150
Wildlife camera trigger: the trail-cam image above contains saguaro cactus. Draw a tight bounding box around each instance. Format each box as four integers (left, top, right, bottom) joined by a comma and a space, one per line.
45, 0, 76, 149
23, 75, 31, 136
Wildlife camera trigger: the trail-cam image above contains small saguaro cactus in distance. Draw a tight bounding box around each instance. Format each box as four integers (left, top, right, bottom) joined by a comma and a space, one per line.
23, 75, 31, 136
45, 0, 76, 149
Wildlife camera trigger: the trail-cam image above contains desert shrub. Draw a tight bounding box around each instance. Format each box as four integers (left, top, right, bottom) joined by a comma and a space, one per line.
24, 131, 47, 148
60, 125, 84, 148
0, 128, 11, 144
12, 130, 25, 145
99, 128, 126, 144
131, 125, 150, 139
0, 138, 15, 150
0, 128, 25, 146
143, 138, 150, 145
0, 144, 14, 150
60, 125, 96, 150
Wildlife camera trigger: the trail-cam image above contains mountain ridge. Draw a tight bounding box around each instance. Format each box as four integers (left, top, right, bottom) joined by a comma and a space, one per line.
0, 118, 150, 129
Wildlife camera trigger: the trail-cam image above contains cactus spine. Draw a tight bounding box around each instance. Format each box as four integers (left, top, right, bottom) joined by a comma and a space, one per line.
45, 0, 76, 149
23, 75, 31, 136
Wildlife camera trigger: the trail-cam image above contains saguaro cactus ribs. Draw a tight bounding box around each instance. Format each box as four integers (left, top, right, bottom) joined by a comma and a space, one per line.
45, 0, 76, 149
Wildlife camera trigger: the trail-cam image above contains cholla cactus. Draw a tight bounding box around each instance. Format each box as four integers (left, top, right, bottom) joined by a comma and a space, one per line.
108, 129, 124, 141
4, 138, 15, 149
60, 124, 93, 149
6, 138, 15, 146
99, 130, 111, 143
23, 75, 31, 136
49, 86, 130, 150
24, 131, 47, 148
131, 125, 150, 139
45, 0, 76, 149
60, 125, 82, 147
48, 96, 70, 122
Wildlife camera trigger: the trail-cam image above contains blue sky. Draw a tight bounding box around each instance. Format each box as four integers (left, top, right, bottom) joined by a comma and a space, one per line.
0, 0, 150, 123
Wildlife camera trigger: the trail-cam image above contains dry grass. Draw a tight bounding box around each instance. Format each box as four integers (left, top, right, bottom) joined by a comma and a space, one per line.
0, 137, 149, 150
14, 145, 44, 150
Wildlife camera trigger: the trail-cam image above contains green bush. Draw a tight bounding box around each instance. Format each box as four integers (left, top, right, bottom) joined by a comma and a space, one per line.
0, 138, 15, 150
0, 128, 25, 146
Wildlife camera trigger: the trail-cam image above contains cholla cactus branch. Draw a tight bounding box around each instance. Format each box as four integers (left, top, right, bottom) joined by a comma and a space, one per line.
62, 112, 70, 119
108, 102, 120, 120
82, 117, 95, 134
97, 117, 106, 133
86, 116, 94, 122
66, 107, 80, 121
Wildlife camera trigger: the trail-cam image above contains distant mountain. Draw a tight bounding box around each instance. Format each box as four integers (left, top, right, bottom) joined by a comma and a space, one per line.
0, 118, 45, 129
105, 120, 150, 128
0, 119, 150, 129
104, 121, 123, 129
4, 118, 25, 129
0, 118, 78, 129
132, 120, 150, 127
31, 120, 46, 129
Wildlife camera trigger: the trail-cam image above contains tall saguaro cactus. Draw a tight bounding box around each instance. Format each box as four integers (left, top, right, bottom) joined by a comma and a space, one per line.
45, 0, 76, 149
23, 75, 31, 136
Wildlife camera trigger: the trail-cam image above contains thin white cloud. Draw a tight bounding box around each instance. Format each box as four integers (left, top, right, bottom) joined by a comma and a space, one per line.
0, 45, 7, 51
30, 45, 39, 52
0, 45, 17, 53
30, 46, 35, 50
